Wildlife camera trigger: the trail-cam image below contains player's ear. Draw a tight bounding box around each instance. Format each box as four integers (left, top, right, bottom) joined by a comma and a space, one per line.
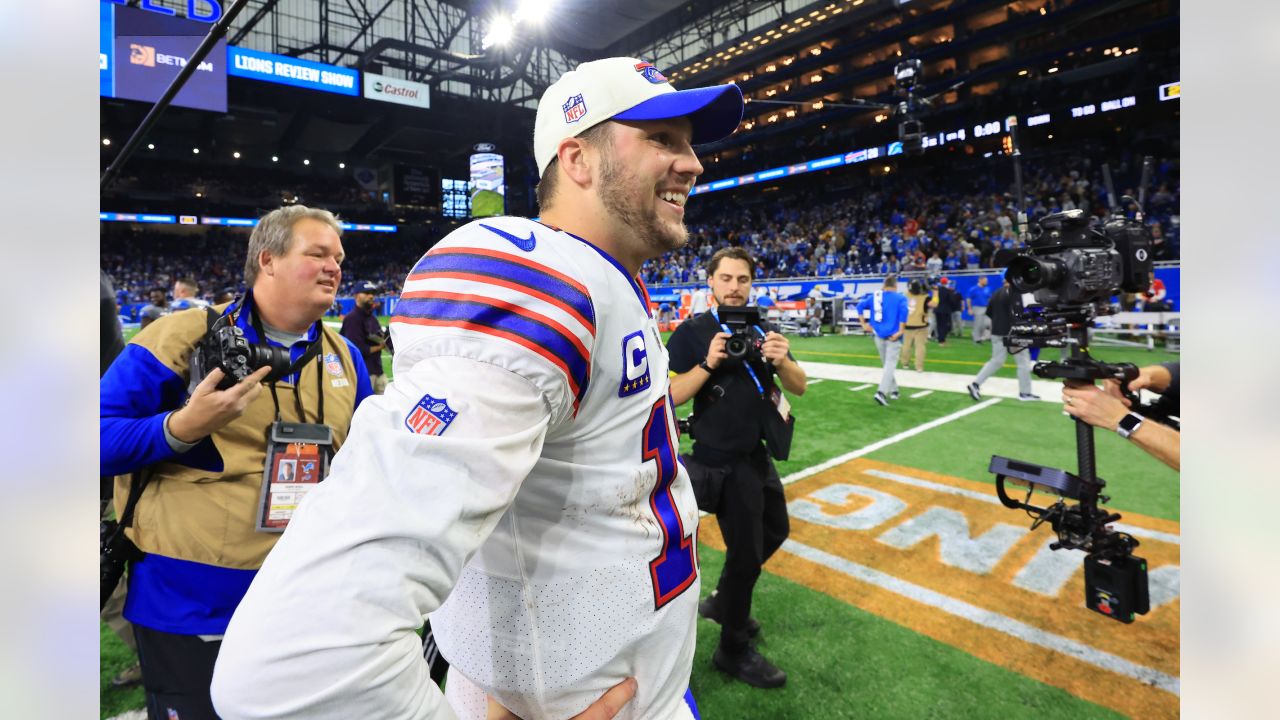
557, 137, 593, 189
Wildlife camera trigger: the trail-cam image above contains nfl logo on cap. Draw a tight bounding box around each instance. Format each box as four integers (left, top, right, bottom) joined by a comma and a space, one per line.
562, 94, 587, 123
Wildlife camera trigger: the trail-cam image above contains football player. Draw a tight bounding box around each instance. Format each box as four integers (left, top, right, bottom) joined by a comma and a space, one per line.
212, 58, 743, 720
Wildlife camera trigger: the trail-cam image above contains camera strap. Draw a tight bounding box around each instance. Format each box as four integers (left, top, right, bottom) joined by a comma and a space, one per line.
248, 305, 327, 424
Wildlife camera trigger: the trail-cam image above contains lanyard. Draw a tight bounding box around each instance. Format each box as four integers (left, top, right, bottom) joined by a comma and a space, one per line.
710, 308, 768, 397
245, 303, 327, 424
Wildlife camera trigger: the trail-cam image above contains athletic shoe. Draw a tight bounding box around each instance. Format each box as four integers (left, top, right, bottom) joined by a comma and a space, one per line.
713, 647, 787, 689
698, 591, 761, 638
967, 382, 982, 401
1018, 393, 1042, 402
874, 391, 889, 406
890, 391, 900, 400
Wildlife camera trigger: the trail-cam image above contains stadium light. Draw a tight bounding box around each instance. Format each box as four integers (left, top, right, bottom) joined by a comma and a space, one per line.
102, 138, 111, 146
483, 15, 515, 49
192, 148, 199, 154
303, 159, 310, 166
514, 0, 553, 25
339, 162, 346, 169
233, 151, 241, 159
272, 155, 279, 162
147, 143, 155, 150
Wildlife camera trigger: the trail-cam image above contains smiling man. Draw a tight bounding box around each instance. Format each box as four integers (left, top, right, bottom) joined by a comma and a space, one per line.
212, 59, 742, 720
100, 205, 373, 720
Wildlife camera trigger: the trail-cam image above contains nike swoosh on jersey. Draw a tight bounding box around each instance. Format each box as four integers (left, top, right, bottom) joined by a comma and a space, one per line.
480, 223, 537, 252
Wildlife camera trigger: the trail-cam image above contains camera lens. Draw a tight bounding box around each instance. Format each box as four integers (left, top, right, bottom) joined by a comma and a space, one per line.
245, 344, 293, 375
1007, 256, 1063, 292
725, 335, 748, 360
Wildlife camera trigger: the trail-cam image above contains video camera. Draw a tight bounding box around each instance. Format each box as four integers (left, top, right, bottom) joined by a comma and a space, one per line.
718, 305, 766, 362
190, 314, 292, 390
990, 158, 1157, 623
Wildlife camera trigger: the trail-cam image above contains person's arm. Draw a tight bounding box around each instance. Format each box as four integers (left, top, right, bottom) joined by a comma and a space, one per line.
667, 325, 729, 407
1062, 382, 1179, 470
100, 330, 269, 476
212, 354, 555, 720
762, 331, 806, 396
339, 335, 375, 409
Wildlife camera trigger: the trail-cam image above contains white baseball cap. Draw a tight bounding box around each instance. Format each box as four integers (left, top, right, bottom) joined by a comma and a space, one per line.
534, 57, 744, 176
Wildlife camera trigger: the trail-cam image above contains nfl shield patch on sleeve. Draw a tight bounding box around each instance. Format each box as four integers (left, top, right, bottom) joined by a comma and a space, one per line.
405, 394, 458, 436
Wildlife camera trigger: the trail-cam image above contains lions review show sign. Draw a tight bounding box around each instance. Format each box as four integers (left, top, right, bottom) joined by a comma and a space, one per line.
227, 47, 359, 96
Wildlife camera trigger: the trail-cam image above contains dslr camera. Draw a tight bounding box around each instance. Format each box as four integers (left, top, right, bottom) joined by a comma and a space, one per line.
990, 160, 1158, 623
190, 314, 292, 390
718, 305, 766, 362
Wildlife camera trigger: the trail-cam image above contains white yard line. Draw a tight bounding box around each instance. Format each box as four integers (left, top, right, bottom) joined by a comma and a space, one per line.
909, 389, 934, 399
806, 378, 825, 386
801, 360, 1060, 402
782, 540, 1180, 696
849, 383, 874, 392
781, 398, 1003, 486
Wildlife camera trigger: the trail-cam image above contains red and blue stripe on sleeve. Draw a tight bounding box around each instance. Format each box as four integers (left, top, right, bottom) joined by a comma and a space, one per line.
393, 247, 596, 412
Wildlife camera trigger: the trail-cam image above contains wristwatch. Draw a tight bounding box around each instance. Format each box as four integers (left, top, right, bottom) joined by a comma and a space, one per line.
1116, 412, 1145, 439
698, 360, 714, 374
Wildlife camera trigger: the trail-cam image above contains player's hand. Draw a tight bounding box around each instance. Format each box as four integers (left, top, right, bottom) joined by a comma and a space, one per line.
705, 332, 730, 370
761, 331, 790, 366
485, 678, 637, 720
1062, 382, 1128, 431
168, 366, 273, 443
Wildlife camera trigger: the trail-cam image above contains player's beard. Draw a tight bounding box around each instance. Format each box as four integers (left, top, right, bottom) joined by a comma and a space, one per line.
597, 151, 688, 256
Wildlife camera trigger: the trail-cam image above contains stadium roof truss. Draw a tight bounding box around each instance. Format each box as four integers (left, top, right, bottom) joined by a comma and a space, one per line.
225, 0, 580, 107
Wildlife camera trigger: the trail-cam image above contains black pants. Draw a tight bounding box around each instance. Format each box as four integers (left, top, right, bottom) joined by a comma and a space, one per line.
934, 310, 952, 342
134, 624, 223, 720
697, 443, 790, 654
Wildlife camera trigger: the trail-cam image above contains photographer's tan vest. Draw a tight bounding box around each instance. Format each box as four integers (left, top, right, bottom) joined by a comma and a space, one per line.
114, 304, 358, 570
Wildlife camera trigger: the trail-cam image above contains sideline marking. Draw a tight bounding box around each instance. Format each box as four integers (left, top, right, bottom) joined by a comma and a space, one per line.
782, 398, 1002, 487
796, 349, 989, 368
806, 378, 825, 386
783, 538, 1180, 695
850, 383, 874, 392
909, 389, 934, 399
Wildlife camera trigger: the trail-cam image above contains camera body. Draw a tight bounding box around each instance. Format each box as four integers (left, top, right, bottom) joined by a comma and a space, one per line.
191, 315, 292, 390
718, 305, 766, 362
1005, 209, 1152, 314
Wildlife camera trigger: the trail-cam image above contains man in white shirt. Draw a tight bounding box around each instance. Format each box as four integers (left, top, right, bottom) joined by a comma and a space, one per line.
211, 57, 744, 720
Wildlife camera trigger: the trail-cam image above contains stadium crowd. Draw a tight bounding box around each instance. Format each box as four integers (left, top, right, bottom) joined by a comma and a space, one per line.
102, 146, 1178, 314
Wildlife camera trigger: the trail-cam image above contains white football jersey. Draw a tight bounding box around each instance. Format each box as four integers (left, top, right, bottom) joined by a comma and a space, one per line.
211, 217, 701, 720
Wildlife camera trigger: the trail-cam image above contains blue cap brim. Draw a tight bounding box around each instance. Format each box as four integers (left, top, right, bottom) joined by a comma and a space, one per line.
611, 84, 744, 145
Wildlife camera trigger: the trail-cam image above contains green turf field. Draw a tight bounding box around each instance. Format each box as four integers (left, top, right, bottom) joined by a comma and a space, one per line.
103, 327, 1178, 719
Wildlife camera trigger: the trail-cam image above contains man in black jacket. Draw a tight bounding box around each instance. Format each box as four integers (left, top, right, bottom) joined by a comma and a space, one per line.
340, 281, 388, 393
667, 247, 807, 689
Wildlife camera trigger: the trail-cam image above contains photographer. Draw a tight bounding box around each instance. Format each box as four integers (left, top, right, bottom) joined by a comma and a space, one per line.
667, 247, 806, 689
340, 280, 388, 394
1062, 362, 1180, 470
99, 205, 372, 719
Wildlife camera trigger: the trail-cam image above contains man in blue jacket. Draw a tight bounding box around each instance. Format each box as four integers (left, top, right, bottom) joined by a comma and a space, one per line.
100, 205, 372, 720
966, 275, 993, 343
857, 275, 910, 406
